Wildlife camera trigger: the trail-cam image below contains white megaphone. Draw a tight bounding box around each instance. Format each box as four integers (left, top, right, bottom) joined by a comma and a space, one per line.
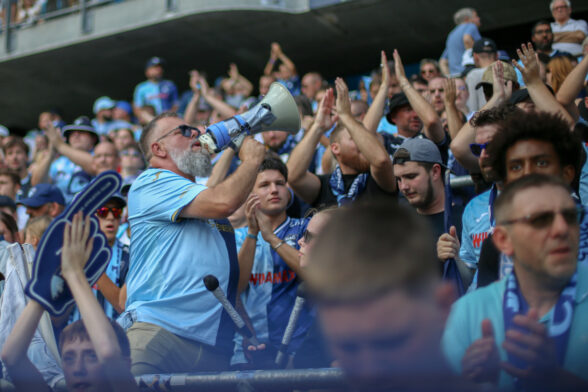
198, 82, 301, 153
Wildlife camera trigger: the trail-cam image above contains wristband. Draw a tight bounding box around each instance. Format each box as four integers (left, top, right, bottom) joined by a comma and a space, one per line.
272, 240, 286, 250
246, 233, 257, 240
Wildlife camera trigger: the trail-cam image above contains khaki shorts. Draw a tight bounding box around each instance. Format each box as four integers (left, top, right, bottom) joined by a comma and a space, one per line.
127, 321, 229, 375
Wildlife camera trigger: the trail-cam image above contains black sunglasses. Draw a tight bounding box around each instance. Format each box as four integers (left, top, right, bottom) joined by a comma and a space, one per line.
155, 124, 200, 143
469, 143, 488, 157
499, 206, 584, 229
302, 229, 314, 243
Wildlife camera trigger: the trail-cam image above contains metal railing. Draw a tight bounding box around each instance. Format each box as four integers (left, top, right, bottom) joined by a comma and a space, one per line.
1, 368, 347, 391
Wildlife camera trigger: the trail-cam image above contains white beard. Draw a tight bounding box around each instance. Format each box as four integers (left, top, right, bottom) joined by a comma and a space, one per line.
169, 147, 212, 178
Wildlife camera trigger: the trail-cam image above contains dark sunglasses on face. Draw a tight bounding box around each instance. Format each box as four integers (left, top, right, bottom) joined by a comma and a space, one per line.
469, 143, 489, 157
499, 206, 584, 229
96, 207, 123, 219
155, 124, 201, 142
302, 229, 314, 243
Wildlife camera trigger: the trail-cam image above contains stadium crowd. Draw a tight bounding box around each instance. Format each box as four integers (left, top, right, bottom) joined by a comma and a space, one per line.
0, 1, 588, 391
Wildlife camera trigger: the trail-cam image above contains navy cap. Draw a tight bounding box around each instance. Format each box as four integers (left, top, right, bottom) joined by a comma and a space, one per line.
106, 192, 126, 208
18, 184, 65, 208
0, 195, 17, 211
145, 56, 165, 69
473, 38, 497, 54
386, 93, 411, 123
62, 116, 99, 143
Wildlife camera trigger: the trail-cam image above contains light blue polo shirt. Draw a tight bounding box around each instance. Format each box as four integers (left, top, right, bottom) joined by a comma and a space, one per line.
442, 263, 588, 390
125, 168, 233, 346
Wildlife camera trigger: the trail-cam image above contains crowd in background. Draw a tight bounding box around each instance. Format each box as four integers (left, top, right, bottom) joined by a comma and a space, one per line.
0, 1, 587, 391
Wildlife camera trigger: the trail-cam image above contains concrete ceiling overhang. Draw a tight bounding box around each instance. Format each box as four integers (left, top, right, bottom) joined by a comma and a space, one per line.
1, 0, 587, 131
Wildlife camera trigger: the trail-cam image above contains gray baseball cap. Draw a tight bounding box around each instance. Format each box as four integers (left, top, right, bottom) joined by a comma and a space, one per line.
392, 138, 445, 167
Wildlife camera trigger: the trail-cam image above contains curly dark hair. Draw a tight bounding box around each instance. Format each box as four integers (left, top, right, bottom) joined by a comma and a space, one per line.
487, 111, 581, 183
469, 104, 521, 128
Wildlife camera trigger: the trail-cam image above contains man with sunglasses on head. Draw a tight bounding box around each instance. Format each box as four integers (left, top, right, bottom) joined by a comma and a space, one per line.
123, 112, 265, 375
442, 174, 588, 390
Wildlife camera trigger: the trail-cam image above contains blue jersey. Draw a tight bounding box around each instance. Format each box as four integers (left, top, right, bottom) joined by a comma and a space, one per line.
49, 156, 91, 204
125, 168, 239, 351
459, 188, 493, 268
133, 79, 179, 114
580, 143, 588, 206
232, 217, 313, 365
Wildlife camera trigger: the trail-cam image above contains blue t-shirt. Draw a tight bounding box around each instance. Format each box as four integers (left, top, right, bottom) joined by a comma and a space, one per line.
580, 144, 588, 206
133, 79, 179, 115
459, 188, 493, 268
443, 23, 481, 76
232, 217, 313, 364
442, 263, 588, 389
49, 156, 92, 204
125, 168, 239, 349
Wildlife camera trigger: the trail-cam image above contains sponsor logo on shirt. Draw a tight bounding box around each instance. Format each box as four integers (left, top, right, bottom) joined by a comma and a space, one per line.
249, 270, 296, 286
472, 231, 489, 248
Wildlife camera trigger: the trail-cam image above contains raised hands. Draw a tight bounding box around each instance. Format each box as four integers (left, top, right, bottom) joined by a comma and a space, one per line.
512, 43, 541, 86
393, 49, 408, 83
314, 88, 336, 131
461, 319, 500, 384
189, 70, 201, 92
228, 63, 239, 80
490, 60, 513, 104
61, 212, 93, 279
335, 77, 352, 117
380, 50, 391, 88
244, 193, 260, 235
444, 78, 457, 106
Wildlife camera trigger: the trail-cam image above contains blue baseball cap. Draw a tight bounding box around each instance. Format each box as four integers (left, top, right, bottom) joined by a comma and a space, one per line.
93, 96, 115, 114
18, 184, 65, 208
115, 100, 133, 115
145, 56, 165, 69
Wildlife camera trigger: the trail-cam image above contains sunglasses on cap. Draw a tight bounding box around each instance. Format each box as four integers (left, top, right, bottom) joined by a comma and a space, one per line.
96, 206, 123, 219
498, 206, 584, 229
155, 124, 201, 143
469, 143, 488, 157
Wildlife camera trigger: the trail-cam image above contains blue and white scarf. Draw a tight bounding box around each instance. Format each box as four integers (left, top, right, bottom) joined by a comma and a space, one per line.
329, 165, 368, 206
503, 271, 577, 382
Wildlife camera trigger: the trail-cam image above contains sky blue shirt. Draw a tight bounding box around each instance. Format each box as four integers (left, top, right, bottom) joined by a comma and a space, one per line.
125, 168, 237, 347
442, 263, 588, 390
133, 79, 179, 115
48, 155, 91, 204
443, 23, 481, 75
459, 188, 492, 268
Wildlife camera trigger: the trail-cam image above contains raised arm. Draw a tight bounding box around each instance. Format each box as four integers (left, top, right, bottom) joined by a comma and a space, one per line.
200, 76, 237, 118
451, 61, 512, 172
46, 124, 96, 175
394, 50, 445, 143
272, 42, 296, 76
184, 70, 203, 124
335, 78, 396, 193
96, 274, 124, 314
61, 212, 138, 392
180, 137, 266, 220
444, 78, 465, 140
512, 43, 574, 127
237, 194, 260, 293
206, 148, 236, 188
555, 54, 588, 111
222, 63, 254, 97
30, 142, 57, 186
0, 300, 51, 392
363, 50, 391, 133
286, 90, 334, 204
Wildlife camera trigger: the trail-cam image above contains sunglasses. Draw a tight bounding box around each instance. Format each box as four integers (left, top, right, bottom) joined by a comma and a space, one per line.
96, 207, 123, 219
155, 124, 201, 143
469, 143, 488, 157
302, 229, 314, 243
499, 206, 584, 229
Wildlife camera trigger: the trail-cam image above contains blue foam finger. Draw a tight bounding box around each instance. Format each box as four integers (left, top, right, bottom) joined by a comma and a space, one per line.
25, 171, 122, 316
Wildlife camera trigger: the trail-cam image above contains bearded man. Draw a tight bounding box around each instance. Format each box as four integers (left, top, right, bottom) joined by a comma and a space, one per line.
123, 112, 266, 375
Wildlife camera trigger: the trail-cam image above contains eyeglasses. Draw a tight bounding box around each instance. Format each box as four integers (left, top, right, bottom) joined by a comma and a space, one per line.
302, 229, 315, 243
155, 124, 201, 143
120, 149, 142, 158
552, 5, 568, 11
469, 143, 488, 157
96, 206, 123, 219
534, 29, 552, 35
499, 206, 584, 229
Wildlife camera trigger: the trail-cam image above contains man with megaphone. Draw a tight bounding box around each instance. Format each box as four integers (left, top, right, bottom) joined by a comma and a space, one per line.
287, 78, 397, 208
123, 82, 302, 375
